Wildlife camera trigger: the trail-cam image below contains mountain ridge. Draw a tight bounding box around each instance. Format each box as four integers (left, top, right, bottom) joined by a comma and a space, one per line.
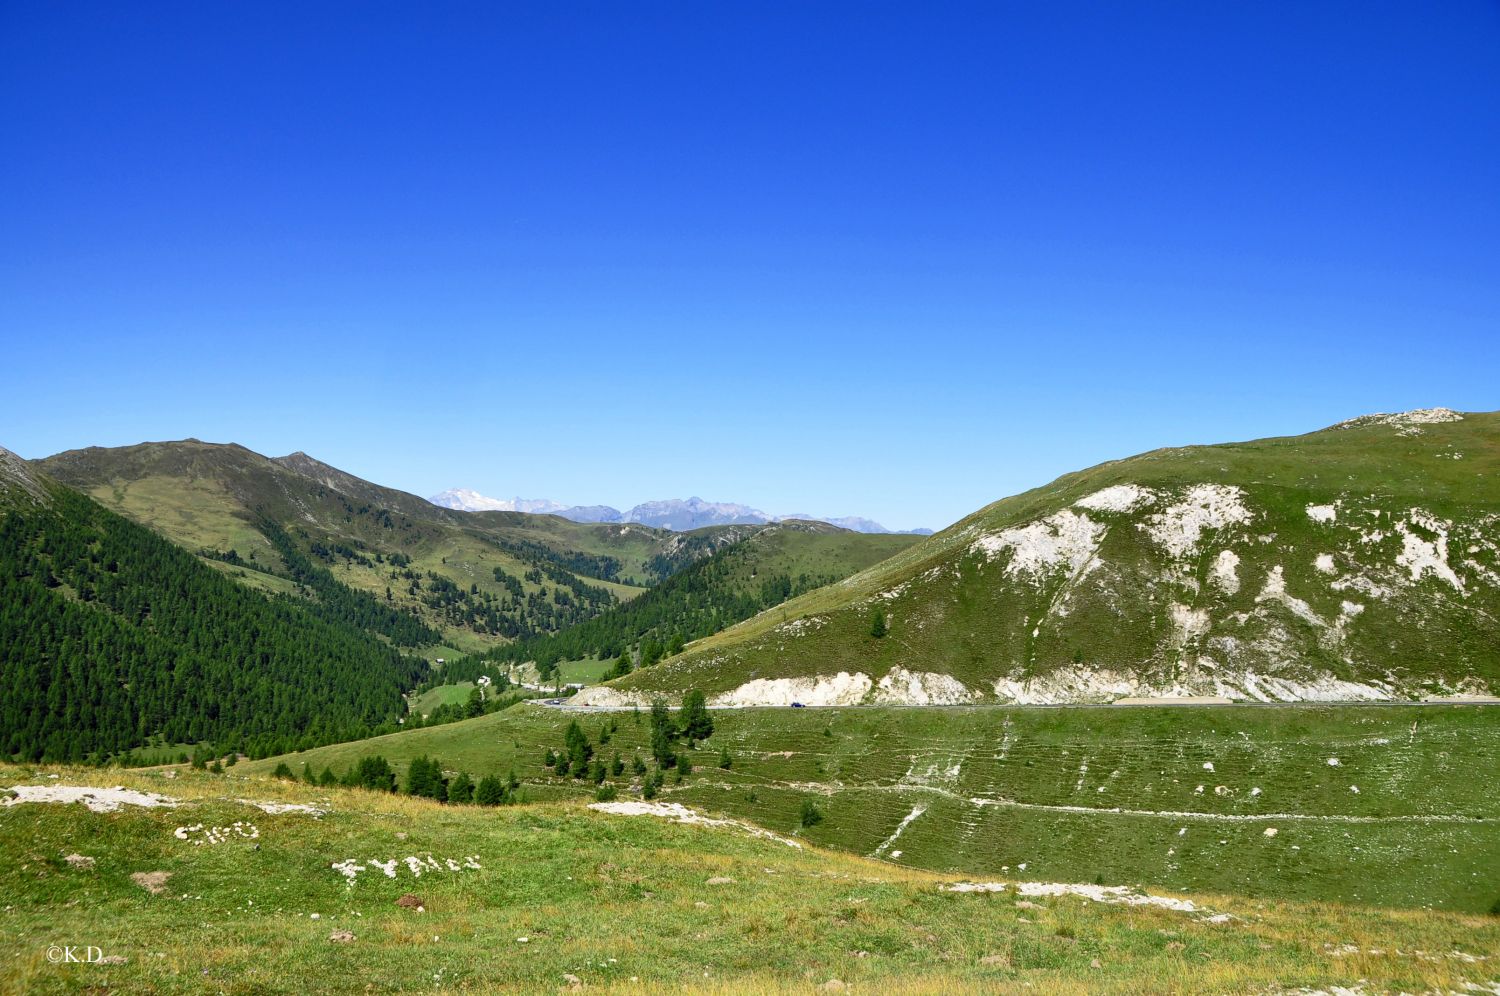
430, 488, 933, 534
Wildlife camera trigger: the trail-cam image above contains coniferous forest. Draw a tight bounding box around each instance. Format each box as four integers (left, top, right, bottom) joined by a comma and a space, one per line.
0, 485, 425, 762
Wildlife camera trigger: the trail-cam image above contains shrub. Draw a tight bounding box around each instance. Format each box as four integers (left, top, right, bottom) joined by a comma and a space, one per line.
719, 748, 732, 770
799, 798, 824, 828
272, 761, 295, 780
595, 784, 618, 802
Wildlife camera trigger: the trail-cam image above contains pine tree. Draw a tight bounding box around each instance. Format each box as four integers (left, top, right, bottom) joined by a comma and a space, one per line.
446, 772, 474, 804
355, 755, 397, 792
475, 774, 506, 805
869, 607, 887, 638
680, 689, 714, 742
649, 698, 676, 768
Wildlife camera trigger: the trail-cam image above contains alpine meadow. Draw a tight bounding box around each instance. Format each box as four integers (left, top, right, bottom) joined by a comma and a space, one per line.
3, 4, 1499, 993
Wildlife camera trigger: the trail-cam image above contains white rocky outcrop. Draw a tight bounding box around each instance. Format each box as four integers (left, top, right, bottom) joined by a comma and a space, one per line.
1210, 550, 1241, 594
971, 511, 1105, 583
710, 672, 873, 708
872, 668, 978, 705
567, 686, 652, 709
1142, 485, 1252, 559
1394, 511, 1464, 592
1073, 484, 1155, 514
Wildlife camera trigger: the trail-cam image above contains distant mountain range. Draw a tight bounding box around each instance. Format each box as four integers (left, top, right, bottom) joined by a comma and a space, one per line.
429, 489, 933, 534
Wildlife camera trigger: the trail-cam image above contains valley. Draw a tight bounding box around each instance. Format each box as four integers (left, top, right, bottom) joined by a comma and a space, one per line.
3, 410, 1497, 991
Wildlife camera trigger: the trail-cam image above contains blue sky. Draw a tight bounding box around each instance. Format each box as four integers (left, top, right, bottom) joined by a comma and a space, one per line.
2, 3, 1496, 531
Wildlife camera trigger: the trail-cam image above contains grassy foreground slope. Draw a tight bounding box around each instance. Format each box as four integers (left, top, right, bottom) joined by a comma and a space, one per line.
2, 765, 1497, 995
596, 408, 1500, 706
242, 702, 1500, 914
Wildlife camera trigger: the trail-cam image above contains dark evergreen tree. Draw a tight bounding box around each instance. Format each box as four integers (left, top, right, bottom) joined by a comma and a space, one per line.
474, 774, 506, 806
405, 756, 446, 799
649, 698, 676, 769
680, 690, 714, 742
354, 755, 397, 792
446, 772, 474, 804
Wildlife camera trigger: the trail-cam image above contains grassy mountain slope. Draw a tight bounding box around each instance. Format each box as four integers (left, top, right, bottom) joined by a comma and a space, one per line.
0, 465, 424, 761
34, 440, 731, 651
592, 409, 1500, 705
4, 764, 1496, 994
240, 700, 1500, 913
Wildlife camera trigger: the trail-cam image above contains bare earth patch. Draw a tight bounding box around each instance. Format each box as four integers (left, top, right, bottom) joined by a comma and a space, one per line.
3, 784, 178, 813
131, 871, 173, 895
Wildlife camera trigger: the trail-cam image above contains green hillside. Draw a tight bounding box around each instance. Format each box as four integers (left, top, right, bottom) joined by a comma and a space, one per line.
240, 699, 1500, 914
0, 455, 424, 762
4, 764, 1496, 994
34, 440, 746, 652
591, 409, 1500, 706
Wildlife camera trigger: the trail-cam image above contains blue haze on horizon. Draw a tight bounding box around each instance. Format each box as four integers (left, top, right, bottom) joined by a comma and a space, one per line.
2, 3, 1497, 531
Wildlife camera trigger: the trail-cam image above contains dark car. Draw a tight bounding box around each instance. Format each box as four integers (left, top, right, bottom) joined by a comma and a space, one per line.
791, 702, 805, 708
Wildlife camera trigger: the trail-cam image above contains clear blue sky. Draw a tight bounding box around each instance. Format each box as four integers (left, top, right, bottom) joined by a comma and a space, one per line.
2, 3, 1497, 531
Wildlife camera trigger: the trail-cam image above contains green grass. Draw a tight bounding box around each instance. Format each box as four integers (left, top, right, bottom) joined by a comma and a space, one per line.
240, 702, 1500, 914
556, 657, 614, 683
407, 683, 477, 718
199, 557, 300, 596
3, 764, 1497, 994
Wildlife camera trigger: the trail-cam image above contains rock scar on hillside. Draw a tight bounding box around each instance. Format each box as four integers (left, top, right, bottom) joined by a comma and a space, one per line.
589, 800, 803, 849
3, 785, 178, 813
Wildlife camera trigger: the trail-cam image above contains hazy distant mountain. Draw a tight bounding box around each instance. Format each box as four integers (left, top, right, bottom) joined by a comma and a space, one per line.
557, 504, 624, 523
429, 489, 929, 533
428, 489, 568, 514
624, 497, 773, 530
